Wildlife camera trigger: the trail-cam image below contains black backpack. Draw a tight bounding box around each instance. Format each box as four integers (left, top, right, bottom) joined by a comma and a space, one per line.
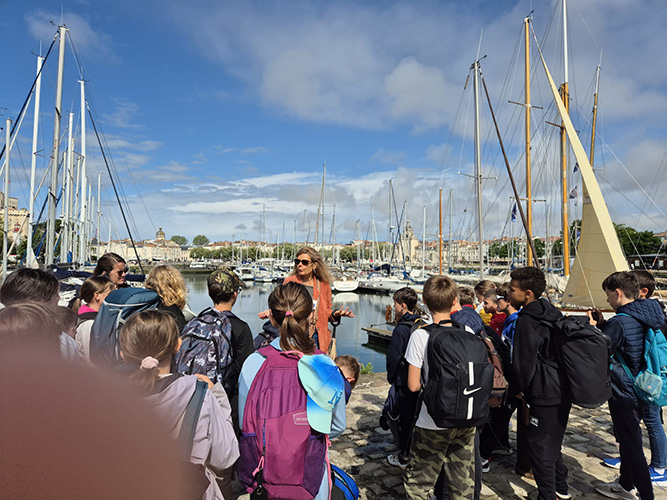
540, 315, 612, 408
422, 320, 494, 428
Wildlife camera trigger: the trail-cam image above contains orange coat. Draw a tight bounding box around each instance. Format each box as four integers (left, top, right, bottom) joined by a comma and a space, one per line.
283, 274, 333, 352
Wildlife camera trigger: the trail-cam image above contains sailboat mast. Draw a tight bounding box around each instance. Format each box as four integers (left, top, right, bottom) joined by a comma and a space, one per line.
422, 205, 426, 277
3, 120, 11, 278
560, 0, 571, 275
525, 17, 534, 267
46, 25, 68, 266
449, 189, 453, 271
62, 112, 74, 263
473, 60, 485, 279
96, 173, 101, 246
78, 79, 87, 266
27, 55, 43, 268
439, 188, 442, 275
590, 64, 601, 168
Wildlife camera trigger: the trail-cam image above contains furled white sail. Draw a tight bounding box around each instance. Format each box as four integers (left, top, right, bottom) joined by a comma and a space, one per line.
537, 48, 628, 308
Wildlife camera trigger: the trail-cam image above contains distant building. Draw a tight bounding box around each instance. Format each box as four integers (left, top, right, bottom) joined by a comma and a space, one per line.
0, 191, 29, 243
91, 226, 189, 263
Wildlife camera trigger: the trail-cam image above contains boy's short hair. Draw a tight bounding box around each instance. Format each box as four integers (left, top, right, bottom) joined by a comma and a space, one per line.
630, 269, 656, 297
457, 286, 476, 306
602, 271, 639, 300
474, 280, 496, 296
335, 355, 361, 389
0, 268, 59, 306
510, 266, 546, 298
423, 275, 458, 314
483, 289, 499, 303
393, 287, 419, 311
207, 269, 241, 304
496, 282, 511, 302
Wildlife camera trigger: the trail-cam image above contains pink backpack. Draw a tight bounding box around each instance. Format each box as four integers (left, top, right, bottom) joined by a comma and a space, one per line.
238, 346, 328, 500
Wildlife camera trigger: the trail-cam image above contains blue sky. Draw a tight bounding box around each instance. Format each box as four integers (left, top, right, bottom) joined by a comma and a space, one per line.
2, 0, 666, 246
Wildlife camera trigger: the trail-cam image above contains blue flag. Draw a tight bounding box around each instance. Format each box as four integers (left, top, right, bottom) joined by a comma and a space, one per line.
511, 203, 517, 222
573, 162, 579, 173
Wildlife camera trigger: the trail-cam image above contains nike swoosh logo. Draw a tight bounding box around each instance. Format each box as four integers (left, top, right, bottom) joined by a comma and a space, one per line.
463, 387, 481, 396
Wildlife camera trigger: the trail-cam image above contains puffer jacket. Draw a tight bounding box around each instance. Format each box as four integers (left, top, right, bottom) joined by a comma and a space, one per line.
510, 298, 565, 406
386, 312, 422, 386
603, 298, 666, 407
451, 305, 484, 336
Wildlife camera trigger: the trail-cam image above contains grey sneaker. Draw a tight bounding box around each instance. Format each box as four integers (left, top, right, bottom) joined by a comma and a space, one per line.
595, 480, 639, 499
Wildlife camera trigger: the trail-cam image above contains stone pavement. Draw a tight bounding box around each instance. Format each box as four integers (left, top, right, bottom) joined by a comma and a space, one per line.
234, 372, 667, 499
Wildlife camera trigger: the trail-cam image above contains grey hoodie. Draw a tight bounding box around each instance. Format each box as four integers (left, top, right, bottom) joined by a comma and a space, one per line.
145, 374, 239, 500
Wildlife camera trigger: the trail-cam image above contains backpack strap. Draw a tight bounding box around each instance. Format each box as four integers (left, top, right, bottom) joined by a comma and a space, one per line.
178, 379, 208, 460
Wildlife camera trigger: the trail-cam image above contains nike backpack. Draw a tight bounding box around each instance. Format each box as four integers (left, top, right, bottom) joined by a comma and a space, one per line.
422, 320, 494, 428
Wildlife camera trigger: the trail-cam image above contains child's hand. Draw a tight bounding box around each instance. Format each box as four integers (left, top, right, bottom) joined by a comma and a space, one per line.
194, 374, 214, 388
258, 309, 270, 320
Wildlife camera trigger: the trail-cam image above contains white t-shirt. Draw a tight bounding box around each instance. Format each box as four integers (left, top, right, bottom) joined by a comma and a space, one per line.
404, 324, 475, 430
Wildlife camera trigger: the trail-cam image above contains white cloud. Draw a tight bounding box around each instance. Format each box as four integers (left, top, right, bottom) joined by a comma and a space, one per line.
102, 99, 142, 129
25, 9, 118, 63
371, 148, 407, 164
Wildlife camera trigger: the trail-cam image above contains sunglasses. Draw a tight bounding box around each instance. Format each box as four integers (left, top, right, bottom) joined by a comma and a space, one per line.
294, 258, 312, 266
117, 268, 129, 275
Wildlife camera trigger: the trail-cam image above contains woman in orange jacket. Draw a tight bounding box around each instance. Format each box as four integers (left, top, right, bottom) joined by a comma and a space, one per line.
261, 246, 353, 354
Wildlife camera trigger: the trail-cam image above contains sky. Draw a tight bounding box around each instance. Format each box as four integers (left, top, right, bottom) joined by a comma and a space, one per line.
2, 0, 666, 247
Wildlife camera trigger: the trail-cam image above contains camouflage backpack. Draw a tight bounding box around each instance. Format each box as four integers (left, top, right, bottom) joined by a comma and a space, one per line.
173, 308, 236, 396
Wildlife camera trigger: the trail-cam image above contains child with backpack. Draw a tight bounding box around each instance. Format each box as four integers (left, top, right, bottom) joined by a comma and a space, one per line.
591, 271, 663, 500
451, 286, 484, 336
119, 309, 239, 500
238, 282, 346, 500
509, 266, 570, 500
75, 276, 116, 363
403, 275, 492, 500
602, 269, 667, 482
385, 287, 424, 470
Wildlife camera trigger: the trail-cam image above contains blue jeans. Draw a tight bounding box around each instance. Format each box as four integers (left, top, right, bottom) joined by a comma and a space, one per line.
643, 404, 667, 469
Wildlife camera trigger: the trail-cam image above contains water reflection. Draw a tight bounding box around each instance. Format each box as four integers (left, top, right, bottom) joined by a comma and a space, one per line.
183, 275, 394, 369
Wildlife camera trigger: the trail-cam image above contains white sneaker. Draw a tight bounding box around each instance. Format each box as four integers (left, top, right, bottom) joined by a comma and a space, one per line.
595, 480, 639, 499
387, 453, 408, 470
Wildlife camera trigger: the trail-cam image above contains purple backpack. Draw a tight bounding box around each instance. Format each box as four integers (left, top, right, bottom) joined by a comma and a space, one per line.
238, 346, 328, 500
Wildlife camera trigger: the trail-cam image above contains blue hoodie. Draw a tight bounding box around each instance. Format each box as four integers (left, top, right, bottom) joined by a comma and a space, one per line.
603, 298, 666, 406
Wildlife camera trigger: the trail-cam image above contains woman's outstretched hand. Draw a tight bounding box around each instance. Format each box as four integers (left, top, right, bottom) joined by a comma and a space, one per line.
332, 306, 355, 319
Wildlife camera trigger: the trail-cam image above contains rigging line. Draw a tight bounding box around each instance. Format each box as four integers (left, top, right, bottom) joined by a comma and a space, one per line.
0, 31, 58, 163
596, 135, 667, 220
640, 148, 667, 215
86, 104, 144, 275
84, 98, 152, 238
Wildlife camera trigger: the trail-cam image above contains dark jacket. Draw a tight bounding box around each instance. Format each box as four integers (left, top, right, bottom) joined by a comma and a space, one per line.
220, 310, 255, 373
253, 320, 280, 350
602, 298, 665, 407
510, 298, 565, 406
386, 312, 422, 386
158, 302, 187, 333
452, 305, 484, 336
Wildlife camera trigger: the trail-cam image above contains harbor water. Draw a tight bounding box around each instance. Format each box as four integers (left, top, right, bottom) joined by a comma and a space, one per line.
184, 274, 394, 370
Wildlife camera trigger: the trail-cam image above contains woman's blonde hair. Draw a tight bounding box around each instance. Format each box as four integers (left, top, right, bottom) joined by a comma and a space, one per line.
268, 282, 316, 355
119, 310, 180, 392
291, 247, 333, 284
145, 265, 187, 309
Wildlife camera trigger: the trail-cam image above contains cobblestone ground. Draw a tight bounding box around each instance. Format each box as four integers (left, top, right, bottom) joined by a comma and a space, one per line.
234, 372, 667, 499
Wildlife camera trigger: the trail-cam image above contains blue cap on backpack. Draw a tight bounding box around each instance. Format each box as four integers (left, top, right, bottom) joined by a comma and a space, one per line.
297, 354, 344, 434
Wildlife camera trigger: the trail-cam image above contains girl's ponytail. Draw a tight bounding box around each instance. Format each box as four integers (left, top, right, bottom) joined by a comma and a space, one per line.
269, 282, 316, 355
119, 310, 179, 392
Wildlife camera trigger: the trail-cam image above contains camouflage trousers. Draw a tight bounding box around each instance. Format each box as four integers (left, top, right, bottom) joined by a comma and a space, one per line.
404, 426, 476, 500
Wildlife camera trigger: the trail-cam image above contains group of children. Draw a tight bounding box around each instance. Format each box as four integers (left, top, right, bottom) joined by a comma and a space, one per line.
0, 263, 362, 500
2, 261, 666, 500
385, 268, 667, 500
